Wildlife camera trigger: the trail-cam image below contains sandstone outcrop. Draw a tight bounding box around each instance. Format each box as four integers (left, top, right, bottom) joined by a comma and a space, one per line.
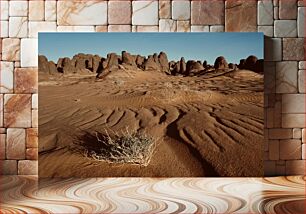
214, 56, 228, 70
39, 52, 263, 77
186, 60, 204, 75
158, 52, 169, 74
38, 55, 57, 74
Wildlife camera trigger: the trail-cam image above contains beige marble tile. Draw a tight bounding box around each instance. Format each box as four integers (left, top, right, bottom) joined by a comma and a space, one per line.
299, 61, 306, 70
282, 114, 305, 128
4, 94, 32, 128
9, 1, 28, 17
26, 128, 38, 148
132, 1, 158, 25
9, 17, 28, 38
282, 94, 305, 114
0, 160, 17, 175
0, 134, 5, 159
172, 1, 190, 20
210, 25, 225, 32
298, 0, 305, 6
20, 38, 38, 67
274, 20, 297, 37
108, 1, 131, 24
26, 148, 38, 160
293, 128, 302, 139
0, 1, 9, 20
286, 160, 305, 175
136, 26, 159, 32
298, 70, 305, 93
132, 25, 137, 32
298, 7, 305, 37
95, 26, 108, 32
32, 94, 38, 109
0, 21, 8, 37
14, 68, 38, 93
0, 95, 3, 128
283, 38, 304, 61
0, 61, 14, 93
57, 0, 107, 25
266, 108, 274, 128
191, 25, 209, 32
2, 38, 20, 61
159, 19, 177, 32
192, 0, 224, 25
57, 26, 95, 32
6, 128, 26, 159
268, 140, 279, 160
45, 0, 57, 21
279, 0, 297, 19
280, 139, 302, 160
302, 144, 306, 159
274, 6, 279, 20
14, 61, 21, 68
303, 129, 306, 143
264, 38, 282, 61
258, 26, 274, 37
177, 21, 190, 32
258, 0, 273, 25
225, 0, 256, 32
274, 97, 282, 128
159, 1, 171, 19
269, 128, 293, 139
108, 25, 131, 32
276, 61, 298, 93
29, 1, 45, 21
264, 61, 276, 94
29, 21, 57, 38
18, 160, 38, 175
32, 110, 38, 128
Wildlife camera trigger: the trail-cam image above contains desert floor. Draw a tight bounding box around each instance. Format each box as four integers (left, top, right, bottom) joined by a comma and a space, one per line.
39, 69, 263, 177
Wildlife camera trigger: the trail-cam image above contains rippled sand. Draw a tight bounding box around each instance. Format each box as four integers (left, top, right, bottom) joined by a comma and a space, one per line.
39, 69, 264, 177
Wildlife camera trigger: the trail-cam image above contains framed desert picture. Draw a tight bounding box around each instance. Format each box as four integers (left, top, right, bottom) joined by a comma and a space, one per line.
38, 33, 264, 177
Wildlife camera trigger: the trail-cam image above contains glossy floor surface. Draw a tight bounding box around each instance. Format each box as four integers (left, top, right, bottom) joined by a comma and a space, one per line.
0, 176, 305, 213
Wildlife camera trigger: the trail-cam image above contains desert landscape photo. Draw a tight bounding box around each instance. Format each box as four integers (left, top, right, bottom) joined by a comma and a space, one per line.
38, 33, 264, 177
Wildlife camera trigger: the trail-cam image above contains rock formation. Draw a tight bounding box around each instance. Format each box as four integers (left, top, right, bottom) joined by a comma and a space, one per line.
203, 60, 207, 68
39, 51, 263, 78
237, 56, 263, 73
244, 55, 258, 71
144, 55, 160, 71
105, 53, 119, 69
214, 56, 228, 70
180, 57, 186, 74
122, 51, 137, 67
57, 57, 76, 73
158, 52, 169, 74
38, 55, 57, 74
136, 55, 145, 69
238, 59, 246, 69
228, 63, 237, 70
186, 60, 204, 75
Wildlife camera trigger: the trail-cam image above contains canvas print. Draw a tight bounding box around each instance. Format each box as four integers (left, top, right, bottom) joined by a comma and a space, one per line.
38, 33, 264, 177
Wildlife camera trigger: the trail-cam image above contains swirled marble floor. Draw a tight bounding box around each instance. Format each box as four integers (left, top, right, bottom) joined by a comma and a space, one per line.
0, 176, 305, 213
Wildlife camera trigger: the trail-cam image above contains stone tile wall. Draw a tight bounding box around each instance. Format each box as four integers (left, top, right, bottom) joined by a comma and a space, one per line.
0, 0, 305, 176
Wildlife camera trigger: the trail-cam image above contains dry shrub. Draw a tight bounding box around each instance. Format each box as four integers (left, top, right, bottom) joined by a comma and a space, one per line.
76, 130, 156, 166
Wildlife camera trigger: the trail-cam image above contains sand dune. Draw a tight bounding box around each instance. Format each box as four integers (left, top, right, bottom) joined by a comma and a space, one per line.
39, 69, 263, 177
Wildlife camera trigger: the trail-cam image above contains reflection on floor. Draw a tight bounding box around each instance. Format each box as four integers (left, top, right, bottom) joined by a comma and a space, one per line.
0, 176, 305, 213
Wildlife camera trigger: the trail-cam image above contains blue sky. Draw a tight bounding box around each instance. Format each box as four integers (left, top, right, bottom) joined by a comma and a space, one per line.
39, 33, 263, 64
